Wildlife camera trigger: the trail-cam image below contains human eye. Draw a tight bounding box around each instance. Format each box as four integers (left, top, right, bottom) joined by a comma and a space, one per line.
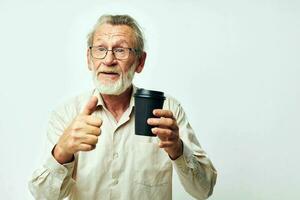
113, 48, 126, 53
96, 47, 107, 52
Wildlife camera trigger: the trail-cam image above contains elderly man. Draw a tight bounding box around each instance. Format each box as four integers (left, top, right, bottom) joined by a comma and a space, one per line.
29, 15, 217, 200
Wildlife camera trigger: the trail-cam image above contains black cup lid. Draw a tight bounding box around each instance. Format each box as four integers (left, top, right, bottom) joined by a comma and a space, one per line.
134, 88, 166, 100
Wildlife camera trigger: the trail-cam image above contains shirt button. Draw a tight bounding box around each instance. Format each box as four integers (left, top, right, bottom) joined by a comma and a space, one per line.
114, 179, 119, 185
113, 153, 118, 159
112, 173, 118, 179
58, 169, 65, 174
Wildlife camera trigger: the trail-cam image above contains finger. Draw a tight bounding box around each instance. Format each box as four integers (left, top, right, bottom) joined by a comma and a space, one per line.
82, 124, 101, 136
154, 131, 168, 141
153, 109, 174, 119
81, 134, 98, 145
85, 115, 102, 127
78, 143, 95, 151
147, 117, 178, 130
158, 140, 175, 148
81, 96, 98, 115
152, 127, 176, 140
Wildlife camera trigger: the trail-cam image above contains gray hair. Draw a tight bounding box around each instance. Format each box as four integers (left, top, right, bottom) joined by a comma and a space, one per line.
87, 14, 145, 56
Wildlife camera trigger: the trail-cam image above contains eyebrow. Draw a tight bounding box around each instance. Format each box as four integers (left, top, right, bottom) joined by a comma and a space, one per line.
94, 39, 130, 46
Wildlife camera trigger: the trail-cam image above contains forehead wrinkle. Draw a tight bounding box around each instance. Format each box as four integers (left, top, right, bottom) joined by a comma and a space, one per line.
94, 37, 130, 47
93, 24, 135, 46
94, 33, 131, 46
96, 32, 128, 39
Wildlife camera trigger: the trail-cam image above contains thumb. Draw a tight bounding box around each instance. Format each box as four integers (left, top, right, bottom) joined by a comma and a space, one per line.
81, 96, 98, 115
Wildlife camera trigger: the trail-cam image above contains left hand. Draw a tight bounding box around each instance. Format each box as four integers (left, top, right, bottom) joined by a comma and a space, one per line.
147, 109, 183, 160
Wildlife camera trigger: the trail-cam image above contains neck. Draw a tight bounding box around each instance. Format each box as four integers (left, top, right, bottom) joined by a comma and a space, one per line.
100, 85, 133, 122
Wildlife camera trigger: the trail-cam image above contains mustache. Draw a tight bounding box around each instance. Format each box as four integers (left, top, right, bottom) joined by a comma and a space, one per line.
96, 67, 121, 74
89, 61, 121, 74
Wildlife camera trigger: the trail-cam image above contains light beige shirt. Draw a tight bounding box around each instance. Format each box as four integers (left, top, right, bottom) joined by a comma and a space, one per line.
29, 86, 217, 200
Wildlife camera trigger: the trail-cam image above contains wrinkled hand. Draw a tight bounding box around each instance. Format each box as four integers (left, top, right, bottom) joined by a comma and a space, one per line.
147, 109, 183, 160
53, 96, 102, 164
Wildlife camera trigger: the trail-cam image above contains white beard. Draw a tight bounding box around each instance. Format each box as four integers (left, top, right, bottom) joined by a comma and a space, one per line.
91, 62, 136, 95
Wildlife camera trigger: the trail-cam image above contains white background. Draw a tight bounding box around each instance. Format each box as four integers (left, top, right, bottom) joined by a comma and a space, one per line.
0, 0, 299, 199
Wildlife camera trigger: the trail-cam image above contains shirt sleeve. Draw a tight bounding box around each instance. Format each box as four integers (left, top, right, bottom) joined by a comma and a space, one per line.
171, 103, 217, 200
28, 106, 77, 200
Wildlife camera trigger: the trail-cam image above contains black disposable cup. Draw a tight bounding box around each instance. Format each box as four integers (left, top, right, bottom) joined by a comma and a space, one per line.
134, 88, 166, 137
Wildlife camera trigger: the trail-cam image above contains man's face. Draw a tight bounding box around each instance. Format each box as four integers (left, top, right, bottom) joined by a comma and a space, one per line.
87, 24, 144, 95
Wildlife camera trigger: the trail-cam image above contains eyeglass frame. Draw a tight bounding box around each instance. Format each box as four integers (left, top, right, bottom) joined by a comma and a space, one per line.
89, 46, 140, 60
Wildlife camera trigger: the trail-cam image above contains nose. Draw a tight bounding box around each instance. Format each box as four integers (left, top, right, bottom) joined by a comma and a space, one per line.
103, 50, 117, 67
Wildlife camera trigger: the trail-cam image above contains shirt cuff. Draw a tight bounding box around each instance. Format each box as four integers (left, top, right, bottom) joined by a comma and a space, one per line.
172, 141, 194, 172
43, 150, 75, 180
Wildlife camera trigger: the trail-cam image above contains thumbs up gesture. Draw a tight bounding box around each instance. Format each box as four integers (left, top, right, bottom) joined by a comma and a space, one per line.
53, 96, 102, 164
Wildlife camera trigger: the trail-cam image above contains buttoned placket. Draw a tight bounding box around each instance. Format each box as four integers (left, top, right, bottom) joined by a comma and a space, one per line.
109, 106, 133, 200
111, 127, 120, 185
110, 128, 121, 200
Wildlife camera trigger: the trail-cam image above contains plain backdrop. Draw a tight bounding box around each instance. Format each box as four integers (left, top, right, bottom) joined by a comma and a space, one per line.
0, 0, 299, 199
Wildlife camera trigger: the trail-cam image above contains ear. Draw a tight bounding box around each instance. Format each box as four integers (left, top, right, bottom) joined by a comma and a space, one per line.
87, 48, 92, 71
135, 52, 147, 73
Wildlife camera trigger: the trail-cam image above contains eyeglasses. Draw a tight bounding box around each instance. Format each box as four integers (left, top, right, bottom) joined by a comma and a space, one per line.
89, 46, 138, 60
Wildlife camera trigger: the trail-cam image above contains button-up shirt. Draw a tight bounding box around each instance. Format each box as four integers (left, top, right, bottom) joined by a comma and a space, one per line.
29, 86, 217, 200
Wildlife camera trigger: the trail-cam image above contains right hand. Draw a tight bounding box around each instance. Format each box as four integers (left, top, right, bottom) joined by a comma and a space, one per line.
53, 96, 102, 164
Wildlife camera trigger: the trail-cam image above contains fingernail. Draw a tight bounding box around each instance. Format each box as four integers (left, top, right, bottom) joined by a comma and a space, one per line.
158, 142, 163, 148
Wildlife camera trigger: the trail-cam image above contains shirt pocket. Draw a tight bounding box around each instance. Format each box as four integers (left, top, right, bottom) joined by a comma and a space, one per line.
133, 141, 172, 187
